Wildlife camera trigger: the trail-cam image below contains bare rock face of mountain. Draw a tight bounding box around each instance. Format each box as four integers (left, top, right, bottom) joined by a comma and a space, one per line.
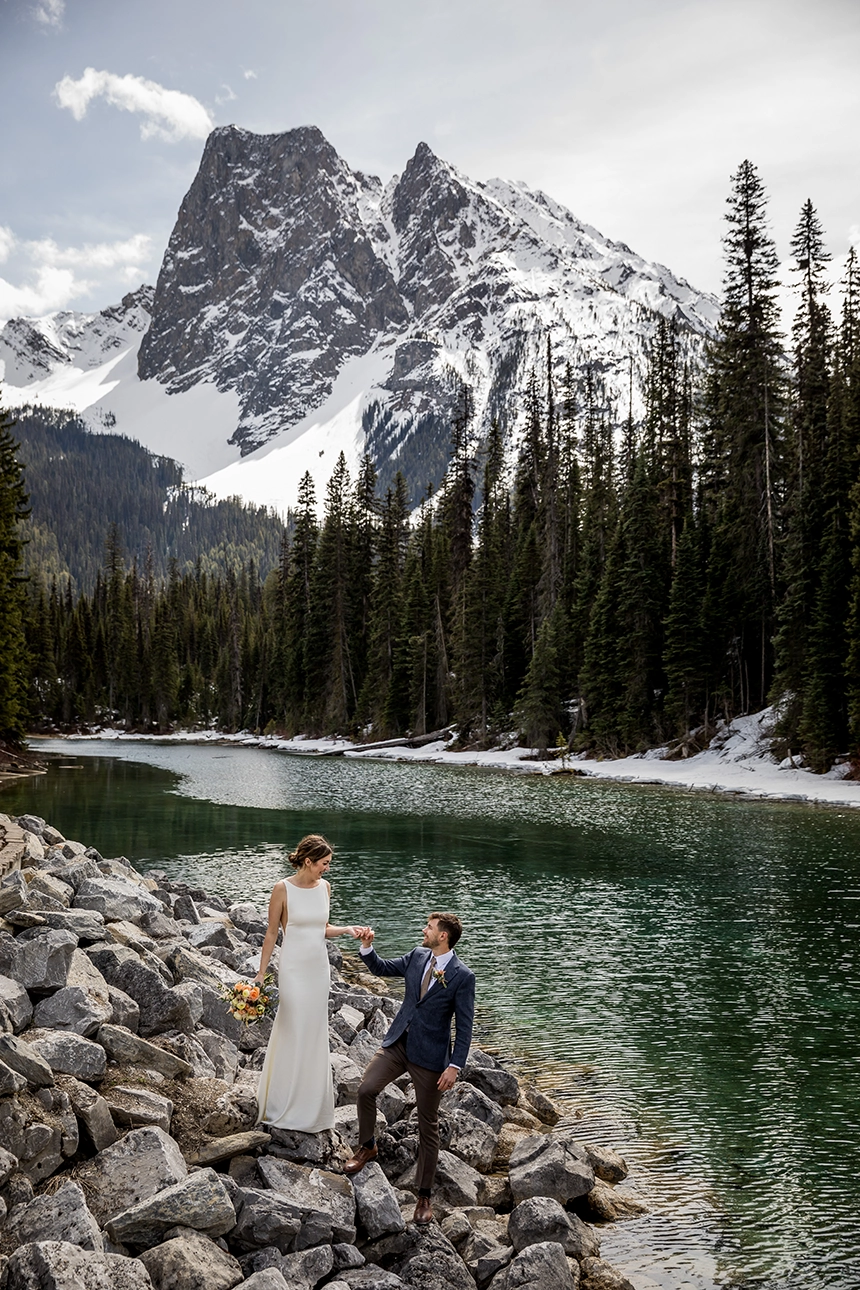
138, 126, 407, 453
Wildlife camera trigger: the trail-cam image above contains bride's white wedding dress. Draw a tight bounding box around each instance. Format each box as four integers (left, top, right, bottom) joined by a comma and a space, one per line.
256, 878, 335, 1131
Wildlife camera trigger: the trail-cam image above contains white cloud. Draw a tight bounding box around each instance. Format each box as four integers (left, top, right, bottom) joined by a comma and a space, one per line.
0, 227, 16, 264
215, 84, 238, 106
29, 233, 152, 271
0, 267, 80, 321
54, 68, 213, 143
33, 0, 64, 27
242, 68, 257, 80
0, 231, 153, 323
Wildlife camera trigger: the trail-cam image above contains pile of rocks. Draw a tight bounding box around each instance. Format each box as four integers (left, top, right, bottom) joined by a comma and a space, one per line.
0, 811, 643, 1290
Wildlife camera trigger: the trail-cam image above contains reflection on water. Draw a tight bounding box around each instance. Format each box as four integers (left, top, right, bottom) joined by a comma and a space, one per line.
4, 739, 860, 1290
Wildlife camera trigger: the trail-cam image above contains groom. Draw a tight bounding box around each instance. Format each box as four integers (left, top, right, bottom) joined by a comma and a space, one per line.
343, 912, 475, 1226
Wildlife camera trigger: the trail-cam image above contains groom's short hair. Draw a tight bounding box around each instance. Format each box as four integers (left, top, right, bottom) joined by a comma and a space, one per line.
430, 912, 463, 948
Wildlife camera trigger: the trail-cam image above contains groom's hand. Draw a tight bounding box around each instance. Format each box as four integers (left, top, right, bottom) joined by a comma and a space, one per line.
437, 1065, 459, 1091
357, 927, 375, 948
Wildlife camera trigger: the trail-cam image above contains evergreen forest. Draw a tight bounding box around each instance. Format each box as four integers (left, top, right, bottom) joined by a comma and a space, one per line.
2, 161, 860, 773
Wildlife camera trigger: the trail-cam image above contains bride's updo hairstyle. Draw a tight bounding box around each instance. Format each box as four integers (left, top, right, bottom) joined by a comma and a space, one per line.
288, 834, 333, 869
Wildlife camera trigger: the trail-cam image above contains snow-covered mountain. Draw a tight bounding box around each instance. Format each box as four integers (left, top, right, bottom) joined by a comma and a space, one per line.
0, 125, 718, 512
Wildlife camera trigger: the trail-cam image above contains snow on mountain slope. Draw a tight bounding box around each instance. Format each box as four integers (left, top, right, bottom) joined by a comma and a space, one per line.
0, 287, 241, 478
0, 126, 719, 513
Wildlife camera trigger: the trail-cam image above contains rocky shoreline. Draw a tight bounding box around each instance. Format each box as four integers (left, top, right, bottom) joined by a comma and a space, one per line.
0, 810, 643, 1290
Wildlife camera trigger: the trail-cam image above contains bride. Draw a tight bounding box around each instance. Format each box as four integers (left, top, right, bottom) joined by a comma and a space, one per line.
254, 833, 367, 1132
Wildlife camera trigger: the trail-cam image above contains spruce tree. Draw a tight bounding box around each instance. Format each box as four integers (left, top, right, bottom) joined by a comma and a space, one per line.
700, 160, 785, 715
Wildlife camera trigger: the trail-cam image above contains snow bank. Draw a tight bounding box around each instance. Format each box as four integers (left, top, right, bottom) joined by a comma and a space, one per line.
53, 707, 860, 809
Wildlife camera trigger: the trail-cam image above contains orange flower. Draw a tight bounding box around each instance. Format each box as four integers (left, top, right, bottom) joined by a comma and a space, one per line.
248, 987, 260, 1001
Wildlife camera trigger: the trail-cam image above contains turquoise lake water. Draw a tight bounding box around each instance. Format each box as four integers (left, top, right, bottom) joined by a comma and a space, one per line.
3, 738, 860, 1290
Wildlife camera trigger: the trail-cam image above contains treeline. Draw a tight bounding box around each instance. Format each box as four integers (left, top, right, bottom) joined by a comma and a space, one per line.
5, 161, 860, 770
10, 407, 285, 592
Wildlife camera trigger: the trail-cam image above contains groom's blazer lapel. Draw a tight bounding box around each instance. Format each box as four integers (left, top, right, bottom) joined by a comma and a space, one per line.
416, 950, 461, 1004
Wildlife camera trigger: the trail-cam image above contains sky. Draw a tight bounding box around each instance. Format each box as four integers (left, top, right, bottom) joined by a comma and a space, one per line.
1, 0, 858, 325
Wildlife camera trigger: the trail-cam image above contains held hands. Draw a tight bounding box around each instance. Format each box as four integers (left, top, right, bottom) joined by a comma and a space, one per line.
353, 925, 375, 949
437, 1066, 459, 1092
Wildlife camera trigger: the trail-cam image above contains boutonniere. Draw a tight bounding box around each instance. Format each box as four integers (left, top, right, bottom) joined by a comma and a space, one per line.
431, 967, 448, 988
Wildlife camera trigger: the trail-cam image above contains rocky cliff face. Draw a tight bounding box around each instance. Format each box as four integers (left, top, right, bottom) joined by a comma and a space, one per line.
137, 127, 407, 453
137, 126, 717, 473
0, 126, 718, 506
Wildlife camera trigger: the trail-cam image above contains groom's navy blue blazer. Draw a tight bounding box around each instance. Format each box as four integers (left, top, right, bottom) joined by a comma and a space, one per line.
361, 946, 475, 1072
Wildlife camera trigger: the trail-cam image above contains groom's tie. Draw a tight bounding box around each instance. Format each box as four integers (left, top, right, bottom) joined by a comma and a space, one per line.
420, 956, 436, 1000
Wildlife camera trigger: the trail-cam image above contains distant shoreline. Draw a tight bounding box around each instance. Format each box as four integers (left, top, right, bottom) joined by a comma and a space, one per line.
28, 706, 860, 811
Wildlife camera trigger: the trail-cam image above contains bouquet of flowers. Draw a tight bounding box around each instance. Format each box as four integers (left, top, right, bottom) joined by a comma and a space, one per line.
222, 974, 278, 1024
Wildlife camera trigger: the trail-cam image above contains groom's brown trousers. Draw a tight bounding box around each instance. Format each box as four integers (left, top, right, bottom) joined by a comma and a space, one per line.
356, 1036, 444, 1192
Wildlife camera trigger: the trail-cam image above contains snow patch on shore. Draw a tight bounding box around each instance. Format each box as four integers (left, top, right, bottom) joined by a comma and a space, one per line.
50, 707, 860, 809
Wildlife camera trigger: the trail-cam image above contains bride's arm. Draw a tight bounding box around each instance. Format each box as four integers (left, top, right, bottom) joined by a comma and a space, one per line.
254, 883, 286, 981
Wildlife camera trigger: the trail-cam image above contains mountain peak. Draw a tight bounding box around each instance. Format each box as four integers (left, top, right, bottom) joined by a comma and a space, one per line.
1, 126, 719, 511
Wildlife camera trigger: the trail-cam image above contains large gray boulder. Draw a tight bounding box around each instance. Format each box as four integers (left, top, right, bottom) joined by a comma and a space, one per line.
336, 1269, 409, 1290
581, 1144, 628, 1185
489, 1240, 575, 1290
0, 1034, 54, 1088
461, 1055, 520, 1107
0, 974, 32, 1033
256, 1156, 357, 1245
443, 1107, 499, 1173
0, 873, 27, 915
26, 1029, 107, 1081
331, 1053, 364, 1104
0, 1241, 153, 1289
154, 1031, 215, 1079
3, 1180, 103, 1252
240, 1273, 290, 1290
0, 1093, 63, 1182
228, 1187, 302, 1253
352, 1161, 406, 1239
98, 961, 196, 1037
398, 1147, 483, 1209
106, 985, 140, 1032
578, 1258, 635, 1290
0, 1144, 18, 1186
26, 872, 73, 907
241, 1246, 335, 1290
31, 984, 111, 1037
0, 1059, 27, 1094
194, 1028, 239, 1082
508, 1133, 595, 1206
575, 1180, 646, 1223
0, 928, 77, 992
30, 948, 113, 1035
187, 1130, 272, 1167
461, 1221, 514, 1287
106, 1167, 236, 1249
442, 1083, 505, 1135
507, 1197, 599, 1261
74, 878, 161, 923
95, 1024, 193, 1078
363, 1223, 476, 1290
138, 1227, 243, 1290
102, 1086, 174, 1133
64, 1077, 119, 1151
39, 908, 106, 942
73, 1125, 188, 1226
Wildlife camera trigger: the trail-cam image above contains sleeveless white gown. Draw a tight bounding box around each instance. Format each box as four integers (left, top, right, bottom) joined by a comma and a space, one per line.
256, 879, 335, 1132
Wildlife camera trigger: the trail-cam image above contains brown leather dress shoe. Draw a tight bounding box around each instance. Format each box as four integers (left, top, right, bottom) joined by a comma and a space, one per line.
343, 1144, 378, 1175
413, 1195, 433, 1225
